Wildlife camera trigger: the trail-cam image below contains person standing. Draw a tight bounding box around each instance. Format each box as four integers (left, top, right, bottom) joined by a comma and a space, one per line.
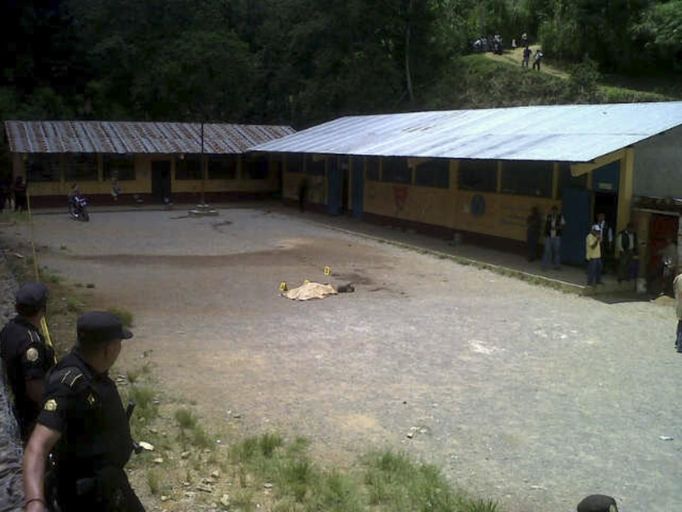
0, 177, 8, 213
520, 32, 529, 48
12, 176, 27, 212
23, 311, 145, 512
586, 225, 603, 286
522, 46, 532, 68
595, 213, 613, 272
526, 206, 542, 261
0, 283, 54, 441
674, 271, 682, 353
542, 206, 566, 270
615, 222, 638, 282
532, 48, 544, 70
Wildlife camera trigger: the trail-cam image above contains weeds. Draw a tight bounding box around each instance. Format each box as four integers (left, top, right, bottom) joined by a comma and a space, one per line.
175, 408, 197, 430
126, 363, 150, 384
174, 408, 212, 448
147, 470, 161, 495
65, 296, 84, 313
107, 307, 134, 327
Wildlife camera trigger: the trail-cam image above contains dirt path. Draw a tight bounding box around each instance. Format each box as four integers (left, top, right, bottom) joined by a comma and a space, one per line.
5, 208, 681, 512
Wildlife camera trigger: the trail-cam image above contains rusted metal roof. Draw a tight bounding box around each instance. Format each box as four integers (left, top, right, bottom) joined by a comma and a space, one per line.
253, 102, 682, 163
4, 121, 295, 155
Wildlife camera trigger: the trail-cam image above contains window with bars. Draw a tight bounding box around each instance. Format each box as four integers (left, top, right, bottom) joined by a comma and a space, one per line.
500, 160, 553, 197
64, 154, 98, 181
103, 155, 135, 181
175, 157, 203, 180
244, 156, 269, 180
458, 160, 497, 192
415, 159, 449, 188
207, 156, 237, 180
381, 157, 411, 184
26, 156, 61, 182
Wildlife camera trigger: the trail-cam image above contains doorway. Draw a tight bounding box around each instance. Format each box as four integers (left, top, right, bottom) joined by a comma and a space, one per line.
151, 161, 172, 203
593, 192, 618, 231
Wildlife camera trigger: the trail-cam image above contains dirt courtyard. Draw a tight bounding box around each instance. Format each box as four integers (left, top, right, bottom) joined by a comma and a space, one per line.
8, 207, 682, 512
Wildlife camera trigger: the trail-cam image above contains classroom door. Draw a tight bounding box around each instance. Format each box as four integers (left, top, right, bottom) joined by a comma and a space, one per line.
327, 157, 343, 216
561, 188, 591, 265
151, 161, 172, 203
351, 156, 364, 218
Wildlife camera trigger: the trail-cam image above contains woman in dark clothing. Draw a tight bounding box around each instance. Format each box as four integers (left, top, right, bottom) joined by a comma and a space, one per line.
526, 206, 542, 261
13, 176, 27, 212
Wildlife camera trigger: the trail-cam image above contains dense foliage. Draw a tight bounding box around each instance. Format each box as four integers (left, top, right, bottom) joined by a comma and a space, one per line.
0, 0, 680, 126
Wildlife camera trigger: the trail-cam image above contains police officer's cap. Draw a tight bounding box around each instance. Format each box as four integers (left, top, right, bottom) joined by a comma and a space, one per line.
15, 282, 48, 309
77, 311, 133, 344
577, 494, 618, 512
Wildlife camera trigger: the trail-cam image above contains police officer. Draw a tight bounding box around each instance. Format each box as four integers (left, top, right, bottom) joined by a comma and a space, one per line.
23, 311, 145, 512
0, 282, 54, 440
577, 494, 619, 512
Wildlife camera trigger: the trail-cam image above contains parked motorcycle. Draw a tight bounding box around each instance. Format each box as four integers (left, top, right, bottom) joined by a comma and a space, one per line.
69, 195, 90, 222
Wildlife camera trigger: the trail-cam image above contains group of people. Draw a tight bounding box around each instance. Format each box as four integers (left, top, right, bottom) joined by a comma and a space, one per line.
526, 207, 640, 286
0, 283, 144, 511
0, 176, 29, 213
522, 46, 544, 70
472, 33, 504, 54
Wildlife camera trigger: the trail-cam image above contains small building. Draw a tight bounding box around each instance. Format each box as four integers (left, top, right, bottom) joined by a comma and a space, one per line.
254, 102, 682, 270
4, 120, 294, 206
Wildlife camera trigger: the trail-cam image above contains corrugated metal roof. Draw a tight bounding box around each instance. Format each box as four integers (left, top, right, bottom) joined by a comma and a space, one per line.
253, 102, 682, 163
4, 121, 295, 155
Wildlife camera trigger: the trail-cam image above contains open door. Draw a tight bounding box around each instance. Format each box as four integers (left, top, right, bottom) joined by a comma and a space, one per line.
560, 188, 591, 265
151, 161, 172, 203
351, 156, 364, 218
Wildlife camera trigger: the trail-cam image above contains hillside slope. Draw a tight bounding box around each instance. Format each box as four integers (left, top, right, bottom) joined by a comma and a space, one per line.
422, 53, 675, 111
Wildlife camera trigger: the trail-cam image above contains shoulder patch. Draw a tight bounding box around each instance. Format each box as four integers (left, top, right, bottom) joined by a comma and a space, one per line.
26, 347, 40, 362
50, 366, 88, 390
44, 398, 58, 412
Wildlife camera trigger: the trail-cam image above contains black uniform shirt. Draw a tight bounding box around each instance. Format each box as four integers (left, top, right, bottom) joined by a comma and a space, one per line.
0, 315, 55, 436
37, 349, 133, 477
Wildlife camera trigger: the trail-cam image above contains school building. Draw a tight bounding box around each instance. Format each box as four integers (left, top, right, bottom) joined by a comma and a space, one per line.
253, 102, 682, 275
3, 120, 294, 206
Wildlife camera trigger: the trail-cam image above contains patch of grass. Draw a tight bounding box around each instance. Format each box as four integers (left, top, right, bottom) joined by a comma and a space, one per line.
128, 385, 158, 421
125, 363, 151, 384
65, 296, 84, 313
174, 408, 212, 448
260, 432, 285, 457
107, 307, 133, 327
175, 408, 198, 430
364, 450, 499, 512
86, 283, 95, 288
147, 470, 161, 495
191, 424, 213, 448
43, 270, 62, 284
230, 489, 255, 511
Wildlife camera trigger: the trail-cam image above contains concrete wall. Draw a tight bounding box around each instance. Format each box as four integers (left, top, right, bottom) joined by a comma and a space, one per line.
633, 125, 682, 198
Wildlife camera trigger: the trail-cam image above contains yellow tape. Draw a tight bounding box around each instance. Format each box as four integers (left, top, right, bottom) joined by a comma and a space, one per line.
26, 190, 55, 356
